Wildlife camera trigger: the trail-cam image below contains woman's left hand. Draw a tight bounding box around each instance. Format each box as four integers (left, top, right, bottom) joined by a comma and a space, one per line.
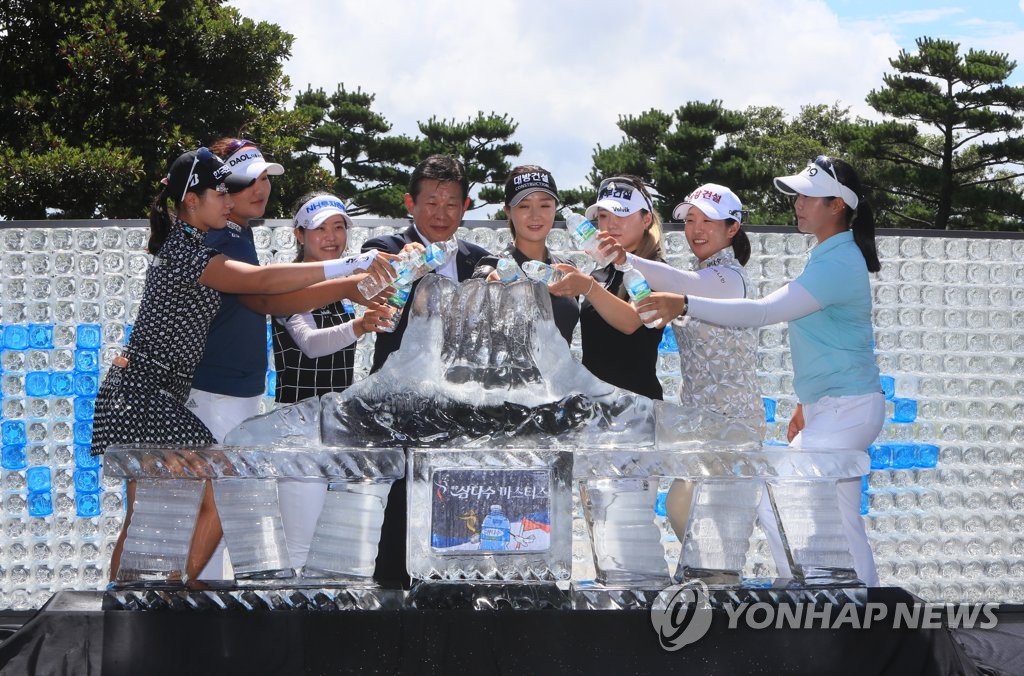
635, 292, 687, 328
357, 302, 394, 335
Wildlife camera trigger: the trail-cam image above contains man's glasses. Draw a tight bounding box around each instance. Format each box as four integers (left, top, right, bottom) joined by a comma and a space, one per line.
180, 147, 218, 202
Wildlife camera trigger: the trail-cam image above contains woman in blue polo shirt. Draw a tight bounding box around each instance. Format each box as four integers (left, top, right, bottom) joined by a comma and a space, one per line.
637, 156, 883, 586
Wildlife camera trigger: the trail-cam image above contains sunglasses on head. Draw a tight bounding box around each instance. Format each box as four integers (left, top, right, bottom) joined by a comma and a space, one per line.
180, 147, 219, 202
812, 155, 842, 183
224, 138, 259, 157
598, 176, 653, 210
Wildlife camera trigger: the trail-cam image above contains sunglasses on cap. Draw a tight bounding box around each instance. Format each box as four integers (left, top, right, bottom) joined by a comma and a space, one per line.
181, 147, 221, 202
597, 176, 653, 210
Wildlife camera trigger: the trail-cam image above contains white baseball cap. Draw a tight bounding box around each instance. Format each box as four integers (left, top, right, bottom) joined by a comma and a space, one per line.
673, 183, 745, 223
295, 195, 352, 230
774, 158, 859, 209
584, 177, 653, 220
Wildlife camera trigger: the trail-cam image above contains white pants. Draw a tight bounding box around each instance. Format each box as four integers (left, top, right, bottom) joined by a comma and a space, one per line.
278, 479, 329, 570
185, 389, 264, 580
758, 392, 885, 586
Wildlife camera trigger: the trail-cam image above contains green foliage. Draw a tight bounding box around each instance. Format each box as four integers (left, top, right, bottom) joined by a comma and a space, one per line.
0, 0, 296, 218
841, 36, 1024, 230
586, 102, 757, 221
294, 85, 420, 218
417, 112, 522, 212
0, 142, 144, 218
728, 103, 852, 224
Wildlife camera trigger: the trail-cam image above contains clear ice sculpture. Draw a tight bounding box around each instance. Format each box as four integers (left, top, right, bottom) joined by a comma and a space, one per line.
102, 443, 404, 584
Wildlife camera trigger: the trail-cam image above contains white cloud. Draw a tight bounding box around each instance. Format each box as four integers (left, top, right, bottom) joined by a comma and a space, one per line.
226, 0, 993, 204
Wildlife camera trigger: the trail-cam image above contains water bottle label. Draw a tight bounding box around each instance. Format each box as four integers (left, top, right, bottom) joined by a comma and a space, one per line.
628, 280, 652, 302
389, 288, 410, 308
481, 527, 503, 539
574, 221, 598, 242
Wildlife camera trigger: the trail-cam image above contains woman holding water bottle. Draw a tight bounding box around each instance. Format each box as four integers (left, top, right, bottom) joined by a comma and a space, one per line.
473, 165, 580, 344
601, 182, 764, 538
550, 175, 665, 400
271, 192, 393, 569
272, 192, 392, 405
92, 149, 394, 582
636, 157, 884, 585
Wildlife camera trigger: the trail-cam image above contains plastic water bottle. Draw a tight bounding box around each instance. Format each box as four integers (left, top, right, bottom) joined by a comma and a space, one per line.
522, 260, 564, 284
479, 505, 510, 551
561, 207, 614, 267
379, 280, 411, 333
357, 242, 448, 300
617, 262, 659, 328
496, 257, 523, 283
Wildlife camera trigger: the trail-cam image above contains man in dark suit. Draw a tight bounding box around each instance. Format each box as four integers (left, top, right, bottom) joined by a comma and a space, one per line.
361, 154, 490, 587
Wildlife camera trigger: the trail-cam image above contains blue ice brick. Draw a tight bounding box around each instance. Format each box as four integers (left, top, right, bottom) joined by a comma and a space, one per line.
49, 372, 75, 396
28, 324, 54, 349
123, 323, 133, 344
860, 491, 869, 516
880, 375, 895, 399
265, 369, 276, 396
25, 371, 50, 397
73, 421, 93, 445
74, 468, 100, 493
658, 326, 678, 353
890, 398, 917, 423
0, 326, 4, 346
75, 350, 100, 373
892, 443, 917, 469
266, 323, 274, 349
2, 444, 28, 470
26, 466, 51, 492
76, 324, 102, 349
915, 444, 939, 469
861, 475, 870, 491
76, 493, 101, 517
764, 439, 789, 447
73, 372, 99, 396
762, 397, 777, 423
74, 397, 96, 421
654, 490, 668, 518
4, 325, 30, 350
869, 444, 891, 470
2, 420, 27, 445
28, 492, 54, 517
74, 444, 101, 468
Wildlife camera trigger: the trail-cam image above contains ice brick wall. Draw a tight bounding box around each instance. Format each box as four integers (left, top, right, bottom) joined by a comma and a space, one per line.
0, 220, 1022, 610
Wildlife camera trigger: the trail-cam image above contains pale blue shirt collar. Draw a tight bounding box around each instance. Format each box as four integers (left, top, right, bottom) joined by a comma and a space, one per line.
809, 229, 853, 260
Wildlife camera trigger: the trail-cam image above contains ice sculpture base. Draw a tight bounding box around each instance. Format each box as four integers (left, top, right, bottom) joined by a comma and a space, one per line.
575, 445, 870, 592
103, 444, 404, 587
406, 580, 571, 610
570, 581, 667, 610
103, 583, 407, 612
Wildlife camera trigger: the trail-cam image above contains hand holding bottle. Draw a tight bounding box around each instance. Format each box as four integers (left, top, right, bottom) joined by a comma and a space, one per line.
561, 207, 616, 267
596, 232, 628, 266
633, 291, 688, 329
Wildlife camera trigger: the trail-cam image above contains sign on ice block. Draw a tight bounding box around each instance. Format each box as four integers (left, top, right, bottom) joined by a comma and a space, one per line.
407, 448, 572, 581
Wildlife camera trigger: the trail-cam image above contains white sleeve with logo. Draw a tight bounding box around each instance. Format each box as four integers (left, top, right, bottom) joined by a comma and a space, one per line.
625, 253, 744, 299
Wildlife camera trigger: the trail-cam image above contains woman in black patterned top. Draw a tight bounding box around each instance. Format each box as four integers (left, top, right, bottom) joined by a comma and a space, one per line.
96, 149, 395, 582
272, 193, 391, 404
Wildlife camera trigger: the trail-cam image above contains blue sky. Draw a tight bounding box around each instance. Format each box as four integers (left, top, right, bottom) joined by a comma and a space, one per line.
226, 0, 1024, 213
